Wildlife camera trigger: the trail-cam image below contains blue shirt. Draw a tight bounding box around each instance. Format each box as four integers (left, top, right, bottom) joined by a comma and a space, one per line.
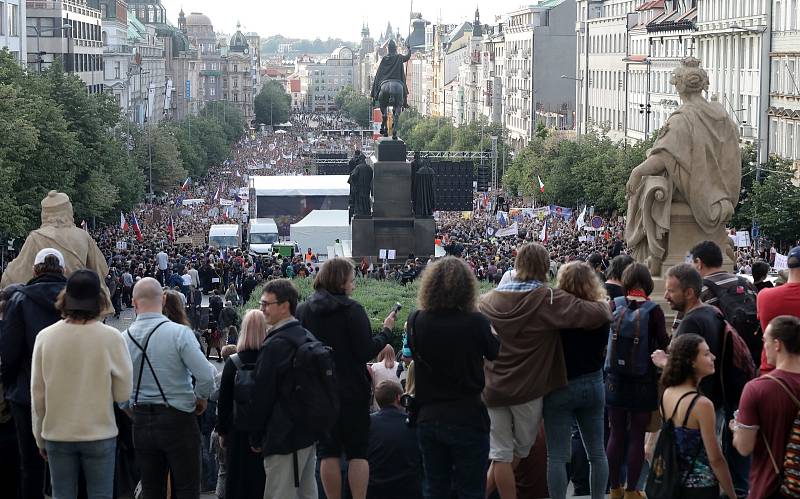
124, 313, 216, 413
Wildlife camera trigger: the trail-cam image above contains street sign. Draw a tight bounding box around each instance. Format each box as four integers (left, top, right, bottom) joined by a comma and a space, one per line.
591, 216, 603, 229
185, 79, 191, 99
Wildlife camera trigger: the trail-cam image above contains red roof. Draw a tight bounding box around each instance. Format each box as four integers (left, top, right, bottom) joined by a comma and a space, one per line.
289, 79, 300, 93
637, 0, 665, 11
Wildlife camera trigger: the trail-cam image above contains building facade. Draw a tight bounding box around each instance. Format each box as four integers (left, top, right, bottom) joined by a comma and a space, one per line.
1, 0, 25, 64
297, 46, 355, 112
769, 0, 800, 162
26, 0, 104, 92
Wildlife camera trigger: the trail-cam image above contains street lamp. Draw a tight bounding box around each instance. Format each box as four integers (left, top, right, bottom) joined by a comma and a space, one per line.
561, 74, 583, 138
26, 24, 73, 73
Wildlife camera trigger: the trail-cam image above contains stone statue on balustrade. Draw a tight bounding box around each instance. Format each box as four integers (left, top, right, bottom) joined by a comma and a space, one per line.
625, 57, 740, 276
413, 158, 436, 218
348, 150, 373, 221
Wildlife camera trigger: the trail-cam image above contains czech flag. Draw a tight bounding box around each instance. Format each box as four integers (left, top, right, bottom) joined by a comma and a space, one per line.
131, 213, 143, 242
539, 220, 548, 244
213, 187, 221, 202
181, 177, 191, 191
167, 216, 175, 241
537, 175, 545, 193
120, 212, 129, 232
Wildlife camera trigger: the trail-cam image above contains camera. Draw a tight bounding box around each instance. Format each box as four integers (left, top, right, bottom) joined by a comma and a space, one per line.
400, 393, 418, 427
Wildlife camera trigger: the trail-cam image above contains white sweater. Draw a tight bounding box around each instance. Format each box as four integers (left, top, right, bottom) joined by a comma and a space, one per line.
31, 320, 133, 448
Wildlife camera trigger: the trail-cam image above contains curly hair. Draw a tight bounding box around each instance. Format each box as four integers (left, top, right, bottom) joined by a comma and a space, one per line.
417, 256, 478, 312
556, 261, 606, 301
661, 333, 706, 388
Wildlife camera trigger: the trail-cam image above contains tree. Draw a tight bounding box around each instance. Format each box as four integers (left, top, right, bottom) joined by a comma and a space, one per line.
336, 86, 372, 127
254, 80, 290, 126
737, 156, 800, 242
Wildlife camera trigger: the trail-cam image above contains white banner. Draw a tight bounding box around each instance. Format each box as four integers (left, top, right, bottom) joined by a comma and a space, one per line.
181, 198, 205, 206
219, 199, 235, 206
775, 252, 789, 270
495, 222, 519, 238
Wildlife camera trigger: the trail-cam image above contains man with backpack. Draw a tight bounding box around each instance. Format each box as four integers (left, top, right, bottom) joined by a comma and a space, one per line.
690, 241, 760, 365
250, 279, 337, 499
757, 245, 800, 374
732, 316, 800, 499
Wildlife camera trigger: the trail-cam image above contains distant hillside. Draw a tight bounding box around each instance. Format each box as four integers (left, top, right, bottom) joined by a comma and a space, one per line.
261, 35, 355, 55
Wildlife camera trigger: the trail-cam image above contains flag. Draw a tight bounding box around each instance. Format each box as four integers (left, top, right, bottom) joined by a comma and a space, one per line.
576, 206, 587, 229
120, 212, 129, 232
537, 175, 545, 193
167, 216, 175, 241
539, 220, 548, 244
131, 213, 143, 242
213, 187, 221, 202
80, 220, 87, 231
181, 177, 191, 191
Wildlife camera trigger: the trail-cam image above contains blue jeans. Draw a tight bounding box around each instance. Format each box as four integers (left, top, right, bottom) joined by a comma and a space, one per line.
45, 437, 116, 499
543, 370, 608, 499
417, 420, 489, 499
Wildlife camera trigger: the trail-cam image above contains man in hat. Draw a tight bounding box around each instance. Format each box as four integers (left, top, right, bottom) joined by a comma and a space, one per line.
0, 248, 67, 499
0, 191, 112, 315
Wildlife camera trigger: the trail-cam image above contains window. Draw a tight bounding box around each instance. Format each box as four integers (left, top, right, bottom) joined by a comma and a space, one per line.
114, 61, 120, 79
8, 3, 17, 37
0, 2, 5, 35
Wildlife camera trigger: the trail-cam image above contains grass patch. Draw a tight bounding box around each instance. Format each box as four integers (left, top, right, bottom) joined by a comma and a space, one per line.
243, 277, 496, 334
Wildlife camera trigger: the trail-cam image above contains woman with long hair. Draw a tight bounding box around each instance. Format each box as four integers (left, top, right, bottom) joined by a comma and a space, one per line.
163, 289, 191, 327
606, 263, 670, 499
543, 261, 610, 499
215, 309, 268, 498
658, 334, 736, 499
411, 257, 500, 499
295, 257, 396, 499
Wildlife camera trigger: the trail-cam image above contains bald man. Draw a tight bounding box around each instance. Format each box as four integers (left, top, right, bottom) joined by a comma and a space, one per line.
125, 277, 216, 498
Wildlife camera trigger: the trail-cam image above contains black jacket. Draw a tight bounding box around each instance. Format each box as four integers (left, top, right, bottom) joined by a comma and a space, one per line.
218, 306, 239, 330
296, 290, 392, 403
367, 407, 422, 499
0, 273, 67, 406
249, 319, 318, 455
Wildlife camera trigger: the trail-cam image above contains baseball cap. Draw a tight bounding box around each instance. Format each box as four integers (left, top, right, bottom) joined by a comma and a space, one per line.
63, 269, 101, 312
788, 246, 800, 269
34, 248, 65, 268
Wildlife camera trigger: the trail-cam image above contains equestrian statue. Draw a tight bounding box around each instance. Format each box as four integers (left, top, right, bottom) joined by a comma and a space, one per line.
371, 39, 411, 139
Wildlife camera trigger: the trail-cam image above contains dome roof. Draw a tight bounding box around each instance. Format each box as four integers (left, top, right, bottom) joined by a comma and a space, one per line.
230, 30, 249, 52
186, 12, 212, 27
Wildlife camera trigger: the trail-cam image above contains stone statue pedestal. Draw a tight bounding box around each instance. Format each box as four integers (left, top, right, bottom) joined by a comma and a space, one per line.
352, 145, 435, 261
650, 199, 736, 324
375, 138, 407, 162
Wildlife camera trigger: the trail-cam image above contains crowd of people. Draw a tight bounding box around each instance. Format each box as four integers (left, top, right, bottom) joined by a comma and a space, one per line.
0, 237, 798, 499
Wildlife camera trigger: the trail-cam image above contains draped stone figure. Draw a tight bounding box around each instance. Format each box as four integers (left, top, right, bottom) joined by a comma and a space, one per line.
348, 151, 373, 220
625, 58, 740, 275
413, 158, 436, 218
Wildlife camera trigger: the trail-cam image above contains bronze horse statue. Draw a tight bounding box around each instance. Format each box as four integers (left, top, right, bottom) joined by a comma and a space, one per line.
371, 39, 410, 140
377, 80, 404, 139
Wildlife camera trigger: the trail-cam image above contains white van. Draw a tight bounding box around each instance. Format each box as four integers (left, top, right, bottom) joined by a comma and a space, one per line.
248, 218, 279, 256
208, 224, 241, 250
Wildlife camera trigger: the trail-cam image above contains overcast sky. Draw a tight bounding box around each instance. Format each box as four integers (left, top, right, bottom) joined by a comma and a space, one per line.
160, 0, 531, 41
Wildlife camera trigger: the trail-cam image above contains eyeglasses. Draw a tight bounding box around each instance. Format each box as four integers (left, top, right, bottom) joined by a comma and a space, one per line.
260, 300, 284, 307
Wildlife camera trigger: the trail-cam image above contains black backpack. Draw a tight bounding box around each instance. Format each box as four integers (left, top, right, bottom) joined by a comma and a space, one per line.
230, 353, 257, 430
282, 330, 340, 434
704, 277, 760, 363
646, 391, 703, 499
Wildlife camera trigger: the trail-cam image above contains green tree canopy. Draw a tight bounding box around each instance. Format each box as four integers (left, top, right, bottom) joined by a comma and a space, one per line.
254, 80, 291, 126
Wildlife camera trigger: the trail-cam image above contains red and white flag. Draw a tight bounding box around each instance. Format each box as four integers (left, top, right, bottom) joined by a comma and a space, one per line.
167, 216, 175, 241
131, 213, 143, 242
539, 220, 548, 244
80, 220, 88, 231
120, 212, 129, 232
181, 177, 191, 191
537, 175, 545, 193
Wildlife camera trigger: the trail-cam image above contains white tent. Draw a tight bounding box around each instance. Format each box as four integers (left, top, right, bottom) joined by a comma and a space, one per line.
290, 210, 351, 256
251, 175, 350, 197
